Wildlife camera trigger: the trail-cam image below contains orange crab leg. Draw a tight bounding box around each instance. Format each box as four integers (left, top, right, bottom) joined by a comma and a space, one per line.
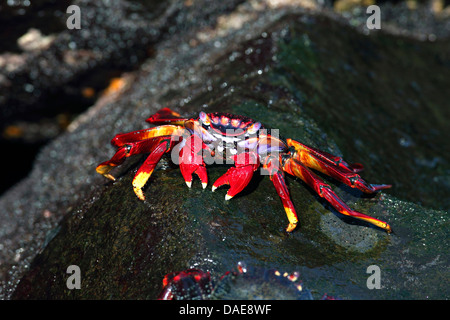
96, 125, 185, 180
111, 125, 185, 147
283, 158, 392, 233
96, 146, 129, 181
263, 155, 298, 232
132, 137, 176, 200
287, 139, 391, 193
96, 134, 178, 180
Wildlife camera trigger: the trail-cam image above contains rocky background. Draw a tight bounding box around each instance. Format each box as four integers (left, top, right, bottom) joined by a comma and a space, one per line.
0, 0, 448, 299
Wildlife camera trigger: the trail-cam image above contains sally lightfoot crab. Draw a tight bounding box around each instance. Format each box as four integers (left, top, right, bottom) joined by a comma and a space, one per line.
96, 108, 392, 233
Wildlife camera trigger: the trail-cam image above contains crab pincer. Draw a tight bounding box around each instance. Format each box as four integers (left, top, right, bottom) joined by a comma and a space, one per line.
179, 134, 208, 189
212, 152, 259, 200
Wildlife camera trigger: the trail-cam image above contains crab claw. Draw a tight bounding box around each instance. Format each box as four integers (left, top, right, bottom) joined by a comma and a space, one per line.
179, 134, 208, 188
212, 166, 254, 200
212, 152, 259, 200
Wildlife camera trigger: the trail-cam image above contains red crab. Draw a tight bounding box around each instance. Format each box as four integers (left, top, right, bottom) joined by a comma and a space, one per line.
96, 108, 392, 233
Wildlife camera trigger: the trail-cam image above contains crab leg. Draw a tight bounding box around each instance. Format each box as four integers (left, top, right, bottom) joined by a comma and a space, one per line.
179, 134, 209, 188
263, 155, 298, 232
96, 125, 185, 180
96, 135, 177, 180
111, 125, 185, 147
212, 151, 259, 200
145, 107, 188, 125
283, 158, 392, 233
287, 139, 391, 193
132, 137, 176, 200
96, 146, 129, 181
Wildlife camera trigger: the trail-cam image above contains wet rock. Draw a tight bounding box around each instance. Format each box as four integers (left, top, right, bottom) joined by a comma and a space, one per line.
1, 1, 449, 300
211, 262, 313, 300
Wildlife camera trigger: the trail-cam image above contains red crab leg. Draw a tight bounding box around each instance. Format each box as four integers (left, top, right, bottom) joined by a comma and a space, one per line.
283, 158, 392, 233
96, 135, 176, 180
132, 137, 176, 200
96, 125, 185, 180
145, 107, 188, 125
179, 134, 209, 188
287, 139, 391, 193
263, 155, 298, 232
212, 151, 259, 200
111, 124, 185, 147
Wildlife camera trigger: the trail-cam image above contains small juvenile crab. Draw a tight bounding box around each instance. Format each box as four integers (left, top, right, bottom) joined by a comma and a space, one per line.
96, 108, 392, 233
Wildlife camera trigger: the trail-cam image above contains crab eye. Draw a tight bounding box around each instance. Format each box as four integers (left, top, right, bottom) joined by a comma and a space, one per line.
247, 122, 261, 134
199, 111, 210, 125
